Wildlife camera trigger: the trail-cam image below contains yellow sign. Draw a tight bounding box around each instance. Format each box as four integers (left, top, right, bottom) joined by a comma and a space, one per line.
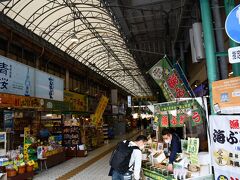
24, 127, 30, 160
212, 77, 240, 113
93, 95, 109, 125
64, 90, 87, 111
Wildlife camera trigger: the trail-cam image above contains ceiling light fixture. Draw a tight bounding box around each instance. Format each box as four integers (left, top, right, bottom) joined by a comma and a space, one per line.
71, 34, 78, 42
71, 14, 78, 43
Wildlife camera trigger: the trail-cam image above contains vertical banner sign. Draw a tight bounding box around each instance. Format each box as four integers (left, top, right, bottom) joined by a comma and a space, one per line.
35, 70, 64, 101
209, 115, 240, 179
148, 58, 174, 101
127, 95, 131, 107
93, 95, 109, 125
148, 57, 190, 101
24, 127, 31, 161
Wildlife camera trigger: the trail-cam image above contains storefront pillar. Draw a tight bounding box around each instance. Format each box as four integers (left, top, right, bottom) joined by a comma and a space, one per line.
66, 69, 69, 90
224, 0, 240, 76
200, 0, 218, 114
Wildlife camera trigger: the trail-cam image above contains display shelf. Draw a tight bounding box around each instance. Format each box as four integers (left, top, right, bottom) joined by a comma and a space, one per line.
40, 113, 63, 145
63, 124, 81, 149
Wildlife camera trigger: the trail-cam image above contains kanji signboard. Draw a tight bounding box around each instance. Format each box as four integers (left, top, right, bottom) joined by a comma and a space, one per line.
210, 115, 240, 179
154, 99, 204, 127
228, 46, 240, 64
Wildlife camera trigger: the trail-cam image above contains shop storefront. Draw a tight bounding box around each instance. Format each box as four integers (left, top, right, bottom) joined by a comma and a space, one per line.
141, 98, 213, 179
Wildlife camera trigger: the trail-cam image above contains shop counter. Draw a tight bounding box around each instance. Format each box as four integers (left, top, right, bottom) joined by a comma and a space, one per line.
7, 171, 34, 180
142, 168, 213, 180
45, 151, 65, 168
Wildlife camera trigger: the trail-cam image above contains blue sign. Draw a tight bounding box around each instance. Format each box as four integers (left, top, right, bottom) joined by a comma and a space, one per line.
225, 4, 240, 43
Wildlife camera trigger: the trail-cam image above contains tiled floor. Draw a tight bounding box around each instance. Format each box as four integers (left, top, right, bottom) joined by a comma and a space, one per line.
70, 153, 112, 180
34, 130, 141, 180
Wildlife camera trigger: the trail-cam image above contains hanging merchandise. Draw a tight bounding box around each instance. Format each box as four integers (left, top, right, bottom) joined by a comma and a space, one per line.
209, 115, 240, 179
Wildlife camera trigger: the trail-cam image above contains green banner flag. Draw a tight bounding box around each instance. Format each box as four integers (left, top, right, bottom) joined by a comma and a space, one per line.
148, 57, 190, 101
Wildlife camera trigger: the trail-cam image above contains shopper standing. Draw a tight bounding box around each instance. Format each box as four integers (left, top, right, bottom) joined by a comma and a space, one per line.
109, 135, 148, 180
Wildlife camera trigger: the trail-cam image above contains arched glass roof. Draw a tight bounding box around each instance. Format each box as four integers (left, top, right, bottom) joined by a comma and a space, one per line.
0, 0, 152, 96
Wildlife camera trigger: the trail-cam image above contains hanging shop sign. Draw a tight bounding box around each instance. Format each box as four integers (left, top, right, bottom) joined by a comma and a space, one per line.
154, 100, 204, 127
64, 90, 87, 111
35, 69, 64, 101
148, 57, 190, 101
0, 55, 34, 96
225, 4, 240, 43
209, 115, 240, 179
0, 93, 43, 109
92, 95, 109, 126
44, 99, 69, 111
228, 46, 240, 64
0, 55, 64, 101
212, 77, 240, 114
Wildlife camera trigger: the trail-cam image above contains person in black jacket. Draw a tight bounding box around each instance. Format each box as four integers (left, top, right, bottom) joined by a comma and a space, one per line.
162, 128, 181, 172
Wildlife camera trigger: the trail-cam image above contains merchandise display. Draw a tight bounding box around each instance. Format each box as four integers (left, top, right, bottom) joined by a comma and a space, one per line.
142, 137, 212, 180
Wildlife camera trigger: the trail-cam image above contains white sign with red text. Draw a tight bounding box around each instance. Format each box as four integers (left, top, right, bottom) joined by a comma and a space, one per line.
209, 115, 240, 180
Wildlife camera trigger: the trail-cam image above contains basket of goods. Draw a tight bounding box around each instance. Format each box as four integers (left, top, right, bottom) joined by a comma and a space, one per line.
26, 160, 35, 172
6, 165, 17, 177
26, 165, 33, 172
18, 165, 26, 174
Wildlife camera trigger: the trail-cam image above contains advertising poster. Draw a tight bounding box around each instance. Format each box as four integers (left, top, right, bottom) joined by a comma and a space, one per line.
3, 110, 14, 132
35, 69, 64, 101
209, 115, 240, 179
212, 77, 240, 114
0, 55, 34, 96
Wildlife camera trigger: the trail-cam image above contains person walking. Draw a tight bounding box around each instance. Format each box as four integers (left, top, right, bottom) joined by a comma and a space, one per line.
109, 135, 148, 180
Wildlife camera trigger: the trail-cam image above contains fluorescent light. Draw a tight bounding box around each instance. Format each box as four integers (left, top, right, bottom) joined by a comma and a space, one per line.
46, 114, 52, 117
71, 34, 78, 42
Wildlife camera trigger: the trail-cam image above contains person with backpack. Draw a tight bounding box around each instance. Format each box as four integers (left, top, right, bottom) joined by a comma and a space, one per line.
109, 135, 148, 180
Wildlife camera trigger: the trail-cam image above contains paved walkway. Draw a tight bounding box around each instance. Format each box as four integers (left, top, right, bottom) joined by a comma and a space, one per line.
34, 130, 141, 180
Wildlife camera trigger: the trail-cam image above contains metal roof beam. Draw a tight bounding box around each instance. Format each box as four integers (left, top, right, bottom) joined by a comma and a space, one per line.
62, 0, 148, 95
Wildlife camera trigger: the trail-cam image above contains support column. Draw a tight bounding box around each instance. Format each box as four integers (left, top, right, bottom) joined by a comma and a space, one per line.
224, 0, 240, 76
200, 0, 218, 114
66, 69, 69, 90
171, 41, 176, 64
212, 0, 228, 79
180, 42, 186, 74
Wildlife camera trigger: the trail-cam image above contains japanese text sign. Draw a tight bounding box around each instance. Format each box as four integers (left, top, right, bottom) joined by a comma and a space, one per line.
228, 46, 240, 64
212, 77, 240, 114
93, 95, 109, 126
64, 90, 87, 111
148, 57, 190, 101
209, 115, 240, 179
154, 99, 203, 127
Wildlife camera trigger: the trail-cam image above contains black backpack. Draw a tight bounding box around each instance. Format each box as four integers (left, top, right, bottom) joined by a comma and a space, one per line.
109, 140, 140, 174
